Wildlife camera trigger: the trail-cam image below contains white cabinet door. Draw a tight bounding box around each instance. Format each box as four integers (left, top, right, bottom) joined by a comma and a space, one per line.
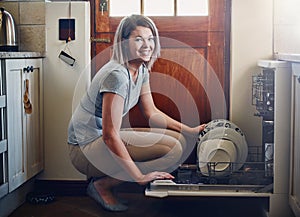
24, 59, 43, 180
6, 58, 43, 192
6, 59, 25, 192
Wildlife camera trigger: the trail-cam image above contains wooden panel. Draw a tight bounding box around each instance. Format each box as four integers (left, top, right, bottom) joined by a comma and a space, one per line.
93, 43, 112, 77
209, 0, 226, 31
208, 32, 225, 87
95, 0, 109, 32
159, 32, 208, 48
124, 48, 211, 128
153, 48, 210, 124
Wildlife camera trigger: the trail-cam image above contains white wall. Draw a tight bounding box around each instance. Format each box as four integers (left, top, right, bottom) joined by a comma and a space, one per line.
230, 0, 300, 150
230, 0, 273, 147
273, 0, 300, 53
39, 2, 90, 180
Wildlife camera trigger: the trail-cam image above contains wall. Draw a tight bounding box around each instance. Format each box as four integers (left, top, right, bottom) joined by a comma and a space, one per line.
0, 0, 45, 52
230, 0, 273, 148
273, 0, 300, 53
231, 0, 300, 153
39, 1, 90, 180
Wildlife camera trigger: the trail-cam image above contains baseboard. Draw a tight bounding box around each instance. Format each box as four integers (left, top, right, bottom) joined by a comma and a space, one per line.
34, 180, 88, 196
34, 179, 145, 196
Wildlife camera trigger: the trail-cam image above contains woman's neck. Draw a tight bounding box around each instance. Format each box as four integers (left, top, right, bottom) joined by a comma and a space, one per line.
127, 64, 139, 72
128, 62, 142, 72
127, 63, 140, 82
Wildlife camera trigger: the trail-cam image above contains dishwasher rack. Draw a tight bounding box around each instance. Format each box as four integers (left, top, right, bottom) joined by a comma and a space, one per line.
146, 144, 273, 196
175, 145, 273, 187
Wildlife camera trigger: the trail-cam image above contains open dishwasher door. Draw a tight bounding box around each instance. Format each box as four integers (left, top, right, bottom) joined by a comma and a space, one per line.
145, 165, 272, 198
145, 119, 273, 198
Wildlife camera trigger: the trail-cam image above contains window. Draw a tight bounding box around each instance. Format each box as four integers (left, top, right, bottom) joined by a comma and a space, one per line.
109, 0, 209, 17
177, 0, 209, 16
144, 0, 174, 16
109, 0, 140, 16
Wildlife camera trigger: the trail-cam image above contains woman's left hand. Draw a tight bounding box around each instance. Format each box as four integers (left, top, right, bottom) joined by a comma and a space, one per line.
188, 124, 207, 136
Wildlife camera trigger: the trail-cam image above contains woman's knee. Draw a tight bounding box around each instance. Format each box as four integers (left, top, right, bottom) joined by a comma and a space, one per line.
170, 140, 183, 161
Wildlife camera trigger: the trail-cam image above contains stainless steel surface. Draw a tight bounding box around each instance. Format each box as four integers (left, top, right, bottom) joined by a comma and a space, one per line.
0, 7, 18, 51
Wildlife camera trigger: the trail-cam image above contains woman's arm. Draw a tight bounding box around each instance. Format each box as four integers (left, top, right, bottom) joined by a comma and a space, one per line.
139, 84, 206, 136
102, 92, 174, 184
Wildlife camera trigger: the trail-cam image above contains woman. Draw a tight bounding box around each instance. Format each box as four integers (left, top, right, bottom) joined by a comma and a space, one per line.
68, 14, 206, 212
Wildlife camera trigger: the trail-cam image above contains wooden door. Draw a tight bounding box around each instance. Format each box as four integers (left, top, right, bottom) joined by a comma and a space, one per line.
90, 0, 230, 133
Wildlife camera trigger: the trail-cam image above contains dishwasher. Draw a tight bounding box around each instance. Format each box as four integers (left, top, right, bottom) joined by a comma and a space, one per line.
145, 60, 294, 217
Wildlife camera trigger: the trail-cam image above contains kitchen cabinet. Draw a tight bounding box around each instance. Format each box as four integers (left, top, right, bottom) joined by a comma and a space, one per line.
0, 62, 8, 199
290, 62, 300, 217
5, 58, 43, 192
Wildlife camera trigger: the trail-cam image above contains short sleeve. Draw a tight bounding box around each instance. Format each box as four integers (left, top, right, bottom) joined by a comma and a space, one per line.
100, 71, 129, 99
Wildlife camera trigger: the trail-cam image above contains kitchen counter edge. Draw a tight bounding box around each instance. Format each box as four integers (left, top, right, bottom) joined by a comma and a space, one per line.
0, 52, 45, 59
275, 53, 300, 63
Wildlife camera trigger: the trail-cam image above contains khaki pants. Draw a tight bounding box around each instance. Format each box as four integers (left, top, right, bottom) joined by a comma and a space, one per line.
69, 128, 187, 181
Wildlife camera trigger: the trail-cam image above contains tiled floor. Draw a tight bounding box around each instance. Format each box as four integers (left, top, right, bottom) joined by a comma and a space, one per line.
9, 192, 268, 217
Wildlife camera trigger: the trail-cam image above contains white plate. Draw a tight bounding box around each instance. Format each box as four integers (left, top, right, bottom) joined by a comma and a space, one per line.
198, 138, 238, 175
197, 119, 248, 175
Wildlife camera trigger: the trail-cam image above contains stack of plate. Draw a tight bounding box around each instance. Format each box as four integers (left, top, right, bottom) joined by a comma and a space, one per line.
197, 119, 248, 176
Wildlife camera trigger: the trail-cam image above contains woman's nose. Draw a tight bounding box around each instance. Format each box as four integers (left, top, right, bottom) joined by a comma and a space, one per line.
142, 40, 149, 47
142, 38, 152, 48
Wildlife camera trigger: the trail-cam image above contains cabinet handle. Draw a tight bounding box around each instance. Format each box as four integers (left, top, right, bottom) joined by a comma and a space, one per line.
23, 66, 34, 73
298, 76, 300, 83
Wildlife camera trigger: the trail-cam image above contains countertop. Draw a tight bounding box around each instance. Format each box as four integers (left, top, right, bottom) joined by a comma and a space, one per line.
0, 51, 45, 59
275, 53, 300, 63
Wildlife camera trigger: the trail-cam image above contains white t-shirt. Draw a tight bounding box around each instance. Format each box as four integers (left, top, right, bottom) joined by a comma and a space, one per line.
68, 60, 149, 145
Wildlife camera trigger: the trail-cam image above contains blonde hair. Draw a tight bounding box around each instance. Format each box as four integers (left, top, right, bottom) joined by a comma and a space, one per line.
111, 14, 161, 70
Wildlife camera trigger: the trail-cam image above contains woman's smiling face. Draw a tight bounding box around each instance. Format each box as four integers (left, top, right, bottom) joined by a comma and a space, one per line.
127, 26, 155, 63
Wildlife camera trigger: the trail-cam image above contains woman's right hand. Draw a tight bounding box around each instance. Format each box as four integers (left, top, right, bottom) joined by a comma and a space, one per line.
137, 171, 174, 185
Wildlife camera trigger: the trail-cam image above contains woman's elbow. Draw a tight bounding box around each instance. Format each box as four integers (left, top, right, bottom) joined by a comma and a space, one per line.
102, 131, 117, 145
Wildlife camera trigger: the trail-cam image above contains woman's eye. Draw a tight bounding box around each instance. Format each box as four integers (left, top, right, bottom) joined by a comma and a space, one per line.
148, 37, 155, 42
135, 37, 143, 42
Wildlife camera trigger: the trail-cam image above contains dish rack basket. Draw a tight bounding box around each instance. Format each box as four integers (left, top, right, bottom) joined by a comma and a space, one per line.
176, 145, 273, 186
